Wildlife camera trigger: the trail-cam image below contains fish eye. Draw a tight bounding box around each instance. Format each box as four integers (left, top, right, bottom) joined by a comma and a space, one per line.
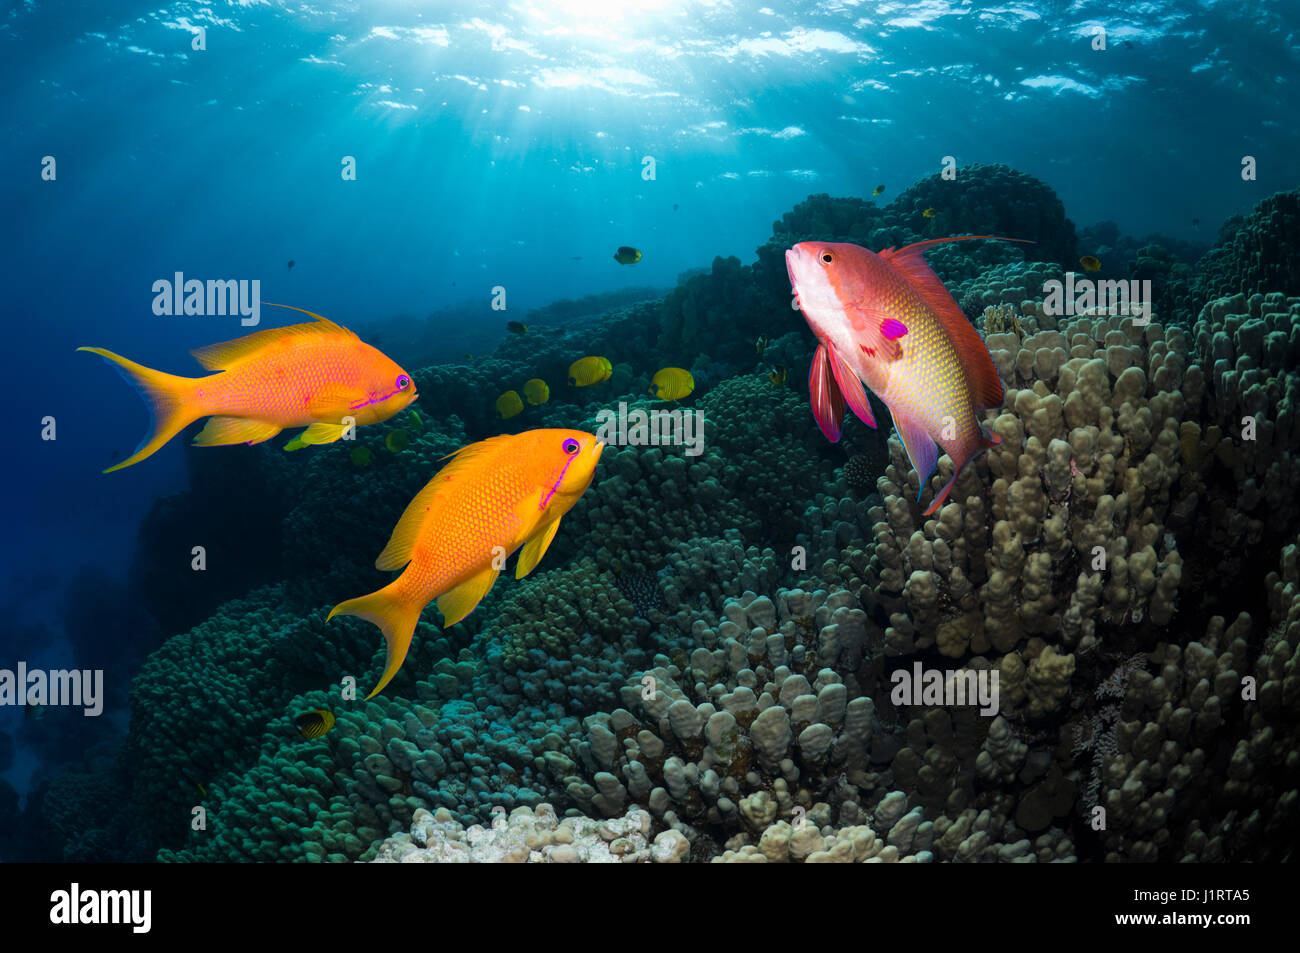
821, 251, 833, 263
396, 375, 411, 390
562, 438, 580, 455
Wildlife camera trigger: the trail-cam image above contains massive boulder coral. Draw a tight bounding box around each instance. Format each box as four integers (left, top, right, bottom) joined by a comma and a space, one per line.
892, 163, 1079, 268
1160, 189, 1300, 321
125, 586, 381, 857
1074, 526, 1300, 862
1186, 291, 1300, 563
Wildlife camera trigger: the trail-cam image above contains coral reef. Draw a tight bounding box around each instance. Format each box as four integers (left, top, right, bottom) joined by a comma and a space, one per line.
893, 163, 1079, 268
31, 172, 1300, 865
1164, 189, 1300, 321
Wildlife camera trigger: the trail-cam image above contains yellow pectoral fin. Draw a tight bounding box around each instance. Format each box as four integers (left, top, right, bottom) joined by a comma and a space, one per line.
435, 566, 500, 627
192, 416, 283, 447
515, 517, 562, 579
294, 421, 351, 447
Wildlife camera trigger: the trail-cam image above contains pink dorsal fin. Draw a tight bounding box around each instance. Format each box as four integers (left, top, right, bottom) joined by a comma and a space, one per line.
877, 235, 1030, 411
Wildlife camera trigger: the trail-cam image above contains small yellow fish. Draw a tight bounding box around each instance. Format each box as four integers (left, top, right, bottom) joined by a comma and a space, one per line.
872, 184, 885, 197
922, 207, 935, 219
507, 321, 528, 335
386, 428, 411, 452
649, 367, 694, 401
496, 390, 525, 419
351, 446, 373, 467
768, 364, 787, 388
755, 335, 770, 355
295, 709, 336, 739
568, 356, 612, 387
523, 378, 550, 405
1079, 255, 1102, 272
613, 246, 642, 265
464, 353, 475, 363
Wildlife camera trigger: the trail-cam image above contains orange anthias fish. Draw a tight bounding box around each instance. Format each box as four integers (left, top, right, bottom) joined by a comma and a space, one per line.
77, 305, 417, 472
329, 429, 604, 698
787, 237, 1027, 515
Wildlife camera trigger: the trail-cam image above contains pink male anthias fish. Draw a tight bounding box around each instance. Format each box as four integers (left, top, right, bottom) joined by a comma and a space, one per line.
787, 236, 1027, 515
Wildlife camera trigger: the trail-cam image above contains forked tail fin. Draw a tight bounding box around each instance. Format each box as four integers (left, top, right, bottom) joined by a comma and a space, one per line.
76, 347, 199, 473
327, 582, 424, 699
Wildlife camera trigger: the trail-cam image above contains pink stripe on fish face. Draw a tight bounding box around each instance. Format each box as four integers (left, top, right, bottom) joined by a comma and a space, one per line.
540, 447, 580, 510
881, 318, 908, 340
350, 389, 393, 411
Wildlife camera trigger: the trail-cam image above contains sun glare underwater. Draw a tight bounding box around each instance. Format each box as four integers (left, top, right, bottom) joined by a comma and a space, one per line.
3, 0, 1299, 868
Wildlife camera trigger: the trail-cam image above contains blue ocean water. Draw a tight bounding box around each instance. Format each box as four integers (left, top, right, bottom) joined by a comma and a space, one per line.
3, 0, 1298, 864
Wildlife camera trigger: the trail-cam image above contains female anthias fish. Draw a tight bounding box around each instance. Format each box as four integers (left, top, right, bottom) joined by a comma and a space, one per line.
79, 304, 417, 472
787, 237, 1026, 515
329, 429, 604, 698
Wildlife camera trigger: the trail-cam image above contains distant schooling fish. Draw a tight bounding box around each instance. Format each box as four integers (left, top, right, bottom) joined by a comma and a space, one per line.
328, 429, 605, 698
1079, 255, 1102, 272
613, 246, 642, 265
78, 305, 417, 472
507, 321, 528, 335
872, 184, 886, 197
787, 237, 1029, 515
922, 208, 935, 219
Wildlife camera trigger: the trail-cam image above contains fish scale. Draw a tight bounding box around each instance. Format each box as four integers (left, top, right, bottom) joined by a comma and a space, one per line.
868, 265, 980, 459
404, 452, 529, 597
195, 341, 369, 423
